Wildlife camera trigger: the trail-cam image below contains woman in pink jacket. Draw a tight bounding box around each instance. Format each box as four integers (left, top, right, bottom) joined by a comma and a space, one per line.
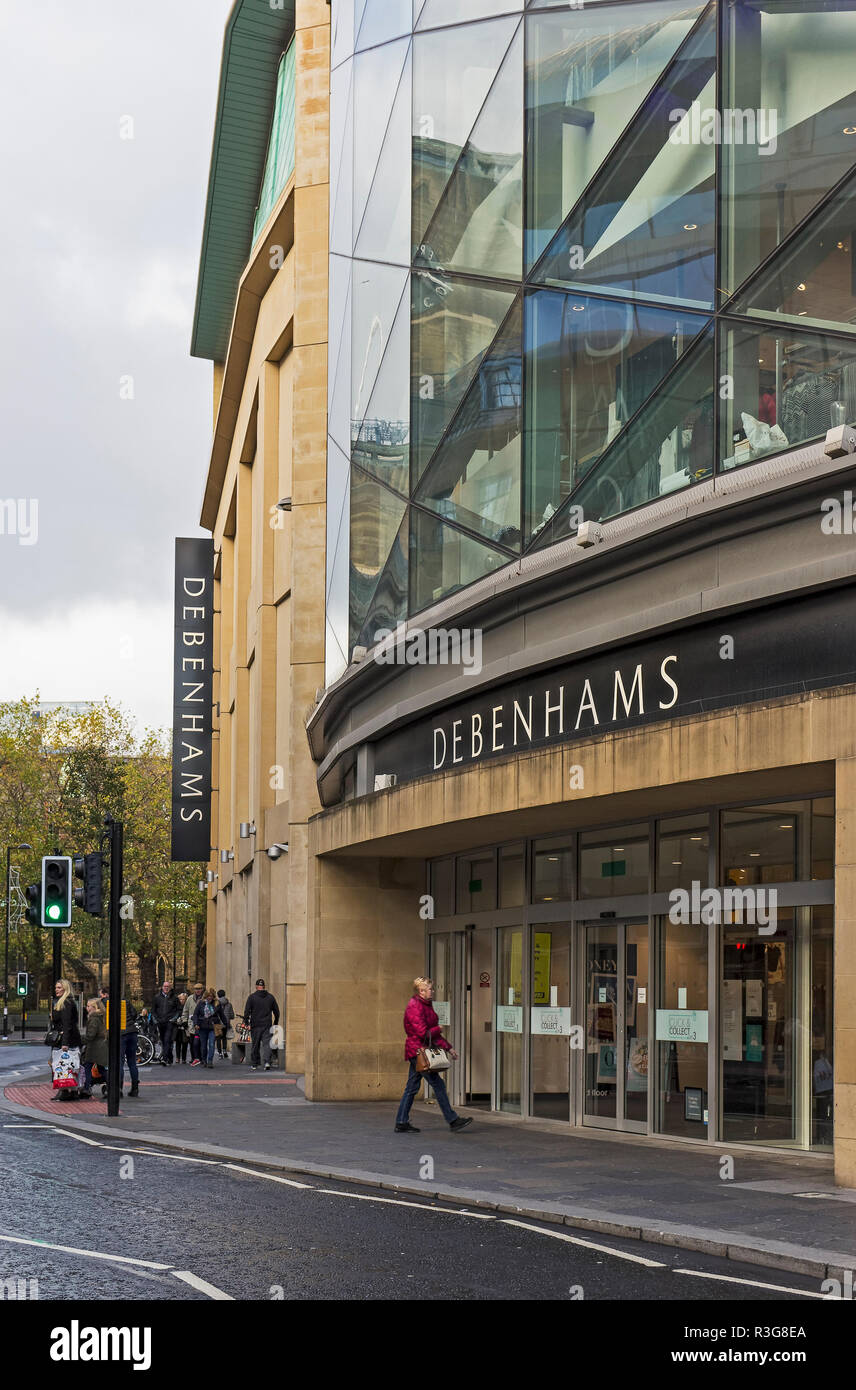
395, 977, 473, 1133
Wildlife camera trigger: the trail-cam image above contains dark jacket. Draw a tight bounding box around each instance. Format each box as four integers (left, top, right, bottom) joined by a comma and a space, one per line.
121, 1000, 139, 1038
218, 996, 235, 1024
51, 998, 82, 1048
193, 998, 225, 1031
151, 989, 181, 1025
243, 990, 280, 1030
82, 1012, 108, 1068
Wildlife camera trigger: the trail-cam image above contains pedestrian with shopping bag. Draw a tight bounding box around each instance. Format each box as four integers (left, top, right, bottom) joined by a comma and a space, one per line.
46, 980, 83, 1102
394, 977, 472, 1134
79, 997, 109, 1099
193, 988, 225, 1069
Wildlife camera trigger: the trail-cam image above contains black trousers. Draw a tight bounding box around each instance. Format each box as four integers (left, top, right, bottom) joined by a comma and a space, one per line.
157, 1020, 175, 1061
250, 1025, 271, 1068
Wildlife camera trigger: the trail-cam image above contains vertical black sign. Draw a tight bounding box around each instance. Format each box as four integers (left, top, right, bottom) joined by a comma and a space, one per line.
171, 537, 214, 861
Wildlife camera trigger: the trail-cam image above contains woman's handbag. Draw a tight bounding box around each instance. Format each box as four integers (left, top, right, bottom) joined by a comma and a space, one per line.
236, 1021, 252, 1045
415, 1031, 451, 1073
43, 1026, 62, 1047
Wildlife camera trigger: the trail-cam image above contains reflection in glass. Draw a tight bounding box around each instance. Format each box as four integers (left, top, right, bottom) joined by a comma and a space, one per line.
354, 47, 412, 268
625, 923, 649, 1125
729, 172, 856, 335
497, 926, 523, 1112
414, 297, 522, 547
721, 804, 798, 886
413, 17, 520, 249
579, 824, 649, 897
348, 469, 407, 648
410, 509, 511, 612
500, 843, 526, 907
525, 1, 705, 267
430, 858, 454, 917
532, 328, 714, 546
657, 917, 708, 1138
352, 510, 408, 650
524, 290, 709, 543
721, 913, 796, 1144
656, 814, 710, 892
720, 320, 856, 472
531, 924, 571, 1121
355, 0, 412, 52
531, 7, 716, 307
533, 839, 573, 903
585, 923, 618, 1120
351, 262, 408, 443
720, 0, 856, 301
353, 39, 410, 236
457, 852, 497, 913
416, 23, 523, 281
411, 273, 516, 484
352, 293, 411, 495
419, 0, 523, 29
811, 906, 833, 1149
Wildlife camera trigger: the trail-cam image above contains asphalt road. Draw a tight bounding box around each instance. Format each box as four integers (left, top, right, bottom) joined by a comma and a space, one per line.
0, 1121, 835, 1303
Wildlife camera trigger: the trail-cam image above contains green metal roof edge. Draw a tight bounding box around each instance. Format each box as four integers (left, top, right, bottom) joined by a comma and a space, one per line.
191, 0, 296, 362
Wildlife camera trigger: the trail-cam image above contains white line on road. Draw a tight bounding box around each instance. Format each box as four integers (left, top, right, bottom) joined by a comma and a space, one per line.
316, 1188, 494, 1218
171, 1270, 234, 1300
3, 1123, 55, 1127
673, 1268, 826, 1298
0, 1232, 172, 1270
501, 1219, 666, 1267
222, 1163, 312, 1189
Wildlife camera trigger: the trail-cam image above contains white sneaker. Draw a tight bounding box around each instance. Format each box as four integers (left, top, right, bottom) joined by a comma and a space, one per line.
264, 1063, 271, 1071
251, 1065, 258, 1071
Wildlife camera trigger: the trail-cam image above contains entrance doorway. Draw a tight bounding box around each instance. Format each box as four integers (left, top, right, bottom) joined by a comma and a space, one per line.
581, 920, 649, 1132
460, 926, 493, 1109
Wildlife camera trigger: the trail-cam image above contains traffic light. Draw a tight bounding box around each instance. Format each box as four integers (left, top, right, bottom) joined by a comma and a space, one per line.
41, 856, 72, 927
15, 972, 27, 997
24, 883, 40, 926
74, 852, 103, 917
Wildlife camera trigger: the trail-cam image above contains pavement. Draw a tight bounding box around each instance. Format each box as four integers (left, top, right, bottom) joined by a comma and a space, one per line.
2, 1042, 854, 1283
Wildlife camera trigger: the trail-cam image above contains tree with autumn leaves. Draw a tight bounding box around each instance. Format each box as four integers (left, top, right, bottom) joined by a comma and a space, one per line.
0, 697, 205, 1006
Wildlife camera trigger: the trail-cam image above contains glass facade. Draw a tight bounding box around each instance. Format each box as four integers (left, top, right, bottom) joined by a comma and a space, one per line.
328, 0, 856, 679
424, 795, 833, 1150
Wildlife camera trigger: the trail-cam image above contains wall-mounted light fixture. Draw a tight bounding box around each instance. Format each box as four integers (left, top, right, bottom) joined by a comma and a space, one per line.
240, 822, 257, 839
267, 843, 289, 860
206, 869, 217, 884
220, 849, 234, 864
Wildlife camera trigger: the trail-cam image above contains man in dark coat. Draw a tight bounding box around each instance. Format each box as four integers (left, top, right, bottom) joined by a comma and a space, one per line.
242, 979, 280, 1071
151, 980, 181, 1065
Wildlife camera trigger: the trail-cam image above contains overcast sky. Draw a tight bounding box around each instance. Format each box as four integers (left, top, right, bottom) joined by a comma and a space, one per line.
0, 0, 234, 733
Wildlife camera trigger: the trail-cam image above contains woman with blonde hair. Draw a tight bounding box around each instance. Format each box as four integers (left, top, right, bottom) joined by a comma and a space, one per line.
80, 997, 109, 1100
47, 979, 83, 1102
394, 977, 472, 1134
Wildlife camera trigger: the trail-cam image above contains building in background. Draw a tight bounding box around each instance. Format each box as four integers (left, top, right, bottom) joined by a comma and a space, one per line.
192, 0, 329, 1072
196, 0, 856, 1184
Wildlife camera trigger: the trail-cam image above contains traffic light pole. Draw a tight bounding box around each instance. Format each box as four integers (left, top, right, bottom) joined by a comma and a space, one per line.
106, 816, 123, 1118
3, 846, 10, 1040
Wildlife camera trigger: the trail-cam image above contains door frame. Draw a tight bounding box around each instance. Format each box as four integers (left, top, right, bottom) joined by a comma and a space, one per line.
575, 917, 651, 1134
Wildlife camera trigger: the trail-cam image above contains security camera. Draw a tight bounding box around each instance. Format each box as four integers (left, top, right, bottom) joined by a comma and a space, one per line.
267, 843, 289, 860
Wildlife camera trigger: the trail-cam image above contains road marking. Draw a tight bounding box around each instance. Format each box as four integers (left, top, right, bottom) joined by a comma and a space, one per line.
222, 1163, 312, 1189
673, 1268, 826, 1298
501, 1219, 666, 1267
3, 1123, 55, 1128
48, 1127, 103, 1146
171, 1270, 234, 1300
0, 1232, 172, 1270
316, 1188, 494, 1218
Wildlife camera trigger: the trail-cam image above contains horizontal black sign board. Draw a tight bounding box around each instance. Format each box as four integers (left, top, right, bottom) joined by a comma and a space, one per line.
171, 537, 214, 862
371, 586, 856, 788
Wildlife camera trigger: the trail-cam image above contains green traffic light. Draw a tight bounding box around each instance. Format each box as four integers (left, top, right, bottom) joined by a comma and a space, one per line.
47, 904, 61, 921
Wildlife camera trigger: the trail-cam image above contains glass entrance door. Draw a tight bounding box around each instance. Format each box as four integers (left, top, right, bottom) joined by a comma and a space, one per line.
582, 921, 649, 1131
464, 927, 493, 1109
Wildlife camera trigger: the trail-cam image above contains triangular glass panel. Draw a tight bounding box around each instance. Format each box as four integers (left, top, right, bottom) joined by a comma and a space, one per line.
525, 1, 706, 268
529, 327, 715, 549
418, 0, 523, 32
356, 0, 412, 52
729, 170, 856, 335
414, 297, 522, 550
328, 258, 352, 455
523, 290, 709, 544
411, 271, 517, 484
532, 6, 716, 310
413, 16, 519, 251
410, 507, 512, 613
353, 38, 410, 236
354, 511, 410, 651
720, 1, 856, 302
330, 60, 354, 256
326, 437, 351, 586
416, 22, 523, 281
355, 46, 412, 268
350, 262, 408, 443
349, 469, 407, 650
353, 289, 411, 495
